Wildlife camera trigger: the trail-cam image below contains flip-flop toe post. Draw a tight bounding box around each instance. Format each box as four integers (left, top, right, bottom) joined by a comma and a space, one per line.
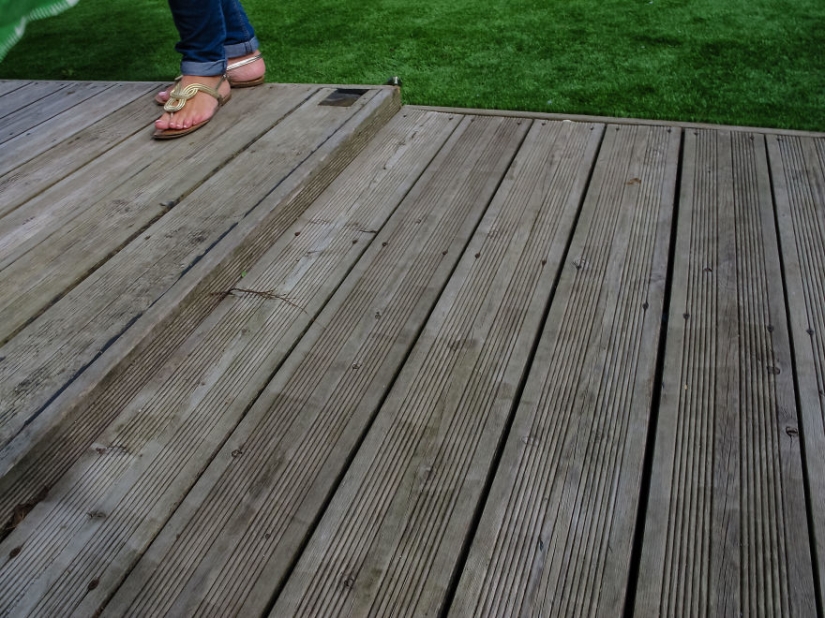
152, 75, 230, 140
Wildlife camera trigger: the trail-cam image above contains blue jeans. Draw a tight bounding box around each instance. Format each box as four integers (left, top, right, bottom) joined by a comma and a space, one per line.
168, 0, 260, 76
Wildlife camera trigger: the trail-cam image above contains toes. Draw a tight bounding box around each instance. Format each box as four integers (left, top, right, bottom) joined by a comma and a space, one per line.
154, 112, 181, 130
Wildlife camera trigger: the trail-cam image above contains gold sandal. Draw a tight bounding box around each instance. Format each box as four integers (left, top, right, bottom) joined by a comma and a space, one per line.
154, 54, 264, 105
152, 75, 231, 140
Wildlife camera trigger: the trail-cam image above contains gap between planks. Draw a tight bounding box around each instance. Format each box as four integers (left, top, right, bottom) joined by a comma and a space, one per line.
635, 130, 816, 616
450, 124, 679, 618
273, 118, 605, 617
102, 111, 525, 618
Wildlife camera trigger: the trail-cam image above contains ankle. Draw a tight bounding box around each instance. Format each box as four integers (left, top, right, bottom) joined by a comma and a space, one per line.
227, 52, 265, 79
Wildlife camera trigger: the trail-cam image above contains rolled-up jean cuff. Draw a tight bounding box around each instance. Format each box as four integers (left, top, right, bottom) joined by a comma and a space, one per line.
225, 36, 259, 59
180, 58, 227, 76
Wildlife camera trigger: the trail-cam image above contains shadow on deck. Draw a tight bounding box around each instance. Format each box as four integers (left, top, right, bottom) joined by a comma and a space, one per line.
1, 80, 824, 616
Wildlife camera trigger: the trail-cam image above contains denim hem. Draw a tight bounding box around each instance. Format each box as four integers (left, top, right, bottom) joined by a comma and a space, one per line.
179, 59, 227, 77
224, 35, 259, 58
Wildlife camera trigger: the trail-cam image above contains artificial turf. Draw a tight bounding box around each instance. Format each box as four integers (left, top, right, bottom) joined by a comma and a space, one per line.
1, 0, 823, 131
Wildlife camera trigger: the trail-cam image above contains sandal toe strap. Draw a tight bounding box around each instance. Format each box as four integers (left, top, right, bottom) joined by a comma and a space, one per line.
163, 75, 228, 112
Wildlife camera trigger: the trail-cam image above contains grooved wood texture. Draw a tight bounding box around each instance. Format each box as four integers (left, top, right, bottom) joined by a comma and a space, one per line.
0, 107, 441, 617
0, 84, 163, 216
0, 82, 160, 184
768, 133, 825, 600
0, 84, 314, 343
636, 130, 816, 616
0, 86, 398, 540
104, 113, 526, 618
1, 80, 823, 618
0, 81, 111, 147
273, 119, 603, 617
450, 124, 680, 617
0, 81, 63, 119
0, 85, 394, 462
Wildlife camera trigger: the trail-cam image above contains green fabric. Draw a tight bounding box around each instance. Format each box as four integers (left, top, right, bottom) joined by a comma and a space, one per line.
0, 0, 78, 61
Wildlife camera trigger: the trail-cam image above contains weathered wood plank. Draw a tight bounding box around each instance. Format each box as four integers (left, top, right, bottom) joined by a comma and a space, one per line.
0, 81, 112, 144
448, 124, 679, 617
102, 112, 525, 618
0, 88, 162, 217
0, 84, 317, 338
0, 77, 817, 616
0, 81, 65, 119
767, 133, 825, 603
0, 108, 455, 617
0, 80, 28, 103
409, 105, 825, 140
0, 82, 161, 179
0, 86, 390, 456
0, 83, 297, 273
636, 131, 816, 616
272, 119, 604, 617
0, 86, 400, 531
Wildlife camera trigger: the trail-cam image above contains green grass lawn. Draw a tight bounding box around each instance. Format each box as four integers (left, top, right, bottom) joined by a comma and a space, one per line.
2, 0, 824, 130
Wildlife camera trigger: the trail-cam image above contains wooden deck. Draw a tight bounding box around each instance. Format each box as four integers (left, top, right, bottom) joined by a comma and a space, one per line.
1, 80, 824, 617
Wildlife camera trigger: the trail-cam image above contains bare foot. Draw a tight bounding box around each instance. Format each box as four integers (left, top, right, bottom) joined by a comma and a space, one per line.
154, 74, 230, 133
155, 52, 265, 104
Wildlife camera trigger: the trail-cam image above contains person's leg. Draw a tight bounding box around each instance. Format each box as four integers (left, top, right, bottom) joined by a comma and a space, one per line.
222, 0, 256, 56
155, 0, 231, 135
155, 0, 264, 105
170, 0, 227, 76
